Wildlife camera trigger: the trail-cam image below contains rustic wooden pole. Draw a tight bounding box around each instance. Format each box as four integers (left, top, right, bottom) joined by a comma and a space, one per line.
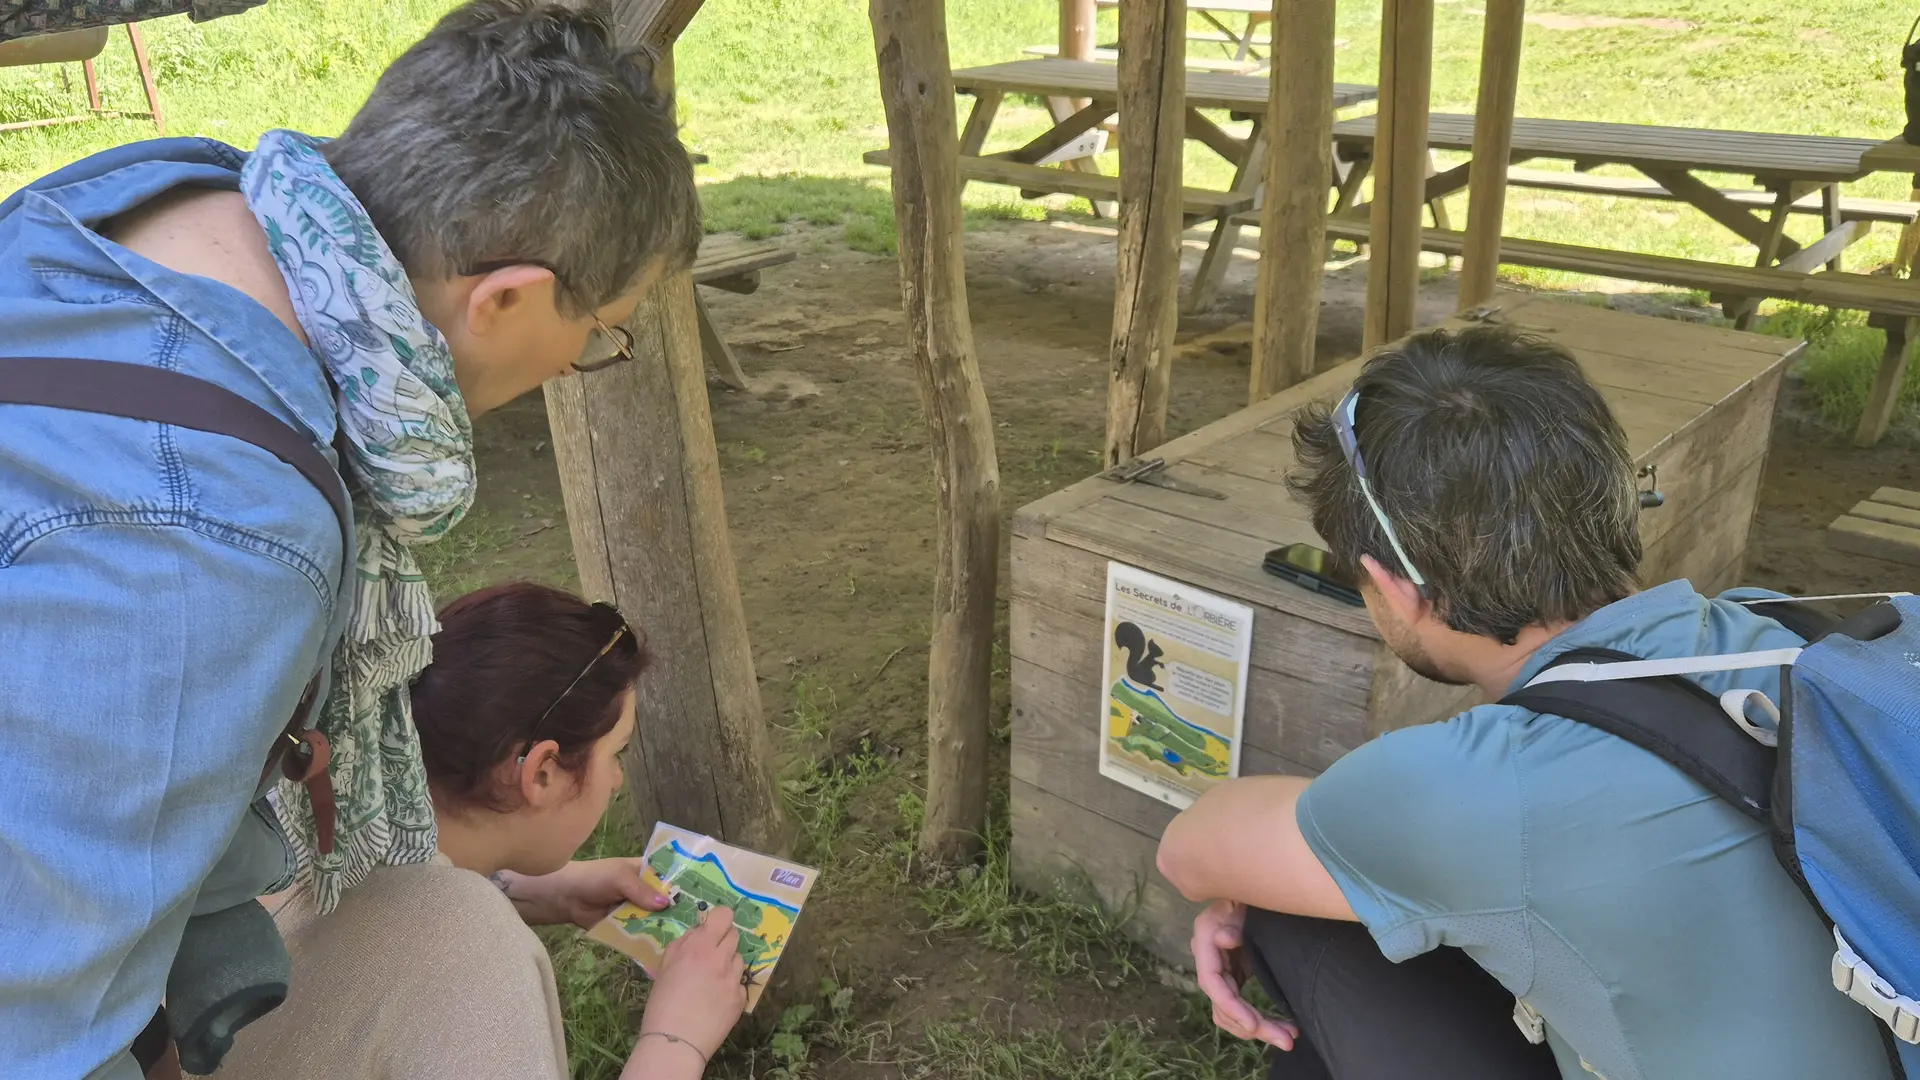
1106, 0, 1187, 465
1248, 0, 1336, 401
870, 0, 1003, 863
1061, 0, 1097, 61
1363, 0, 1434, 348
545, 6, 788, 856
1456, 0, 1524, 311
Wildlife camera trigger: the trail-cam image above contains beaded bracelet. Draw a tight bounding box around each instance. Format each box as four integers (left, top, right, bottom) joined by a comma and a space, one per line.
638, 1030, 709, 1065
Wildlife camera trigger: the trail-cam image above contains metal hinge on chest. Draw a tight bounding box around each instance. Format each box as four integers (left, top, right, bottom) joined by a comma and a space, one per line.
1100, 457, 1227, 500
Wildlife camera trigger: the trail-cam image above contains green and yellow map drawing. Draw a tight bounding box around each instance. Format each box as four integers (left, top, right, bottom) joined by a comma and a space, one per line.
1108, 678, 1232, 781
587, 824, 818, 1012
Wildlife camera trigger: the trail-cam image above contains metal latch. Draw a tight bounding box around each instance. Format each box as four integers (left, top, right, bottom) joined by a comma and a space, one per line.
1637, 464, 1665, 510
1101, 457, 1227, 500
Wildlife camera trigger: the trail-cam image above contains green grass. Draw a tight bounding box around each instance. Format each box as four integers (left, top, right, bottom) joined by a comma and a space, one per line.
918, 805, 1147, 982
9, 0, 1917, 426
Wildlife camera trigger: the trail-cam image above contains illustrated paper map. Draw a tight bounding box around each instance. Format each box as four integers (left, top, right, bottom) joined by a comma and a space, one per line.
587, 823, 818, 1012
1099, 562, 1252, 809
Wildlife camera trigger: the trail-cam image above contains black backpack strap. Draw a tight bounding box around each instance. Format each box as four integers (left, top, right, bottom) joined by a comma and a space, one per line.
0, 357, 351, 558
1501, 646, 1777, 819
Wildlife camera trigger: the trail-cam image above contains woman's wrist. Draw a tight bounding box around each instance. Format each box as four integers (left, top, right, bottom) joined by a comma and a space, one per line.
623, 1031, 707, 1080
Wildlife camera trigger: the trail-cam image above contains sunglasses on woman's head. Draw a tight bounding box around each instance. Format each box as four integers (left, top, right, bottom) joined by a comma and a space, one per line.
518, 601, 633, 763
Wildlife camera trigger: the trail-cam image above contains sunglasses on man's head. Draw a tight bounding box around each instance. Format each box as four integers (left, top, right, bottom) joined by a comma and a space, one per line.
1330, 388, 1428, 593
463, 259, 636, 374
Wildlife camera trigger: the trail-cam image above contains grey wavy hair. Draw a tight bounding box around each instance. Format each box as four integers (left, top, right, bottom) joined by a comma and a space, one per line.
1288, 325, 1642, 645
326, 0, 701, 315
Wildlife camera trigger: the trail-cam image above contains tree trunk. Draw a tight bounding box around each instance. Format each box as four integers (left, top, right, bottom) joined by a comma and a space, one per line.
870, 0, 1003, 864
1457, 0, 1524, 310
1106, 0, 1186, 465
1249, 0, 1336, 401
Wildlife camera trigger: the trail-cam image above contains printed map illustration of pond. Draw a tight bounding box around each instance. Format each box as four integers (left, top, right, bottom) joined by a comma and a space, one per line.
1107, 677, 1231, 780
612, 841, 798, 975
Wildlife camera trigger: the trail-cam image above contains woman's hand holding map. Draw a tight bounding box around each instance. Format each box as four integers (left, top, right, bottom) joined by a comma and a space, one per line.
496, 857, 674, 929
629, 908, 750, 1077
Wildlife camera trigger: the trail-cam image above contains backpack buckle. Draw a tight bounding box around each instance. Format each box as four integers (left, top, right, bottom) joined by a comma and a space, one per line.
1833, 929, 1920, 1044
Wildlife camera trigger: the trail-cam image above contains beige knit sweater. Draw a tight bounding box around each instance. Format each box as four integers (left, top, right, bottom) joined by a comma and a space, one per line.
214, 855, 568, 1080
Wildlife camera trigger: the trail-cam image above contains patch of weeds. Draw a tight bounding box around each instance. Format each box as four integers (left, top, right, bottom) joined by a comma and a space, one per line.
919, 809, 1144, 982
412, 512, 518, 599
547, 931, 650, 1080
782, 731, 894, 865
763, 977, 865, 1079
898, 1015, 1268, 1080
777, 672, 840, 744
719, 440, 768, 471
842, 211, 899, 256
1767, 303, 1920, 435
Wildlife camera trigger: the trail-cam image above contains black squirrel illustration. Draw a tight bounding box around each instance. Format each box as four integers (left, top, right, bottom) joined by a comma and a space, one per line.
1112, 621, 1166, 689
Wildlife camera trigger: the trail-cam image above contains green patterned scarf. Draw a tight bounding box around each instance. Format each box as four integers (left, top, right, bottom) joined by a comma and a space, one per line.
241, 129, 475, 914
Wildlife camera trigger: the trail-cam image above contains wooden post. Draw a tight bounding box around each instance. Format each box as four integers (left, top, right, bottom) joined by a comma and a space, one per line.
1106, 0, 1187, 465
1248, 0, 1336, 401
545, 5, 788, 855
1061, 0, 1097, 60
870, 0, 1003, 863
1363, 0, 1434, 348
1456, 0, 1523, 310
1054, 0, 1112, 212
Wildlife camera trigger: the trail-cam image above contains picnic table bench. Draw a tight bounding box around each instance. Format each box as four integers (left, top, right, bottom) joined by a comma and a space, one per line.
1328, 115, 1884, 321
1829, 488, 1920, 568
692, 237, 795, 391
864, 58, 1377, 310
1320, 115, 1918, 445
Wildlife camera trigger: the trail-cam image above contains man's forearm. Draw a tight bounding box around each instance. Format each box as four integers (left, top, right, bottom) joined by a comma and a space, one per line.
1156, 775, 1358, 921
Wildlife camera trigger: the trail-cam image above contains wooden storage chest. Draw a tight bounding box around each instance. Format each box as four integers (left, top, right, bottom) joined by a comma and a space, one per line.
1007, 295, 1801, 964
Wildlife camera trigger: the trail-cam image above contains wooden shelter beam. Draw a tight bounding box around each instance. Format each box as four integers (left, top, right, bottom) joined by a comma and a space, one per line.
544, 6, 786, 855
1364, 0, 1435, 348
612, 0, 707, 49
1457, 0, 1524, 310
870, 0, 1003, 862
1106, 0, 1187, 465
1249, 0, 1337, 400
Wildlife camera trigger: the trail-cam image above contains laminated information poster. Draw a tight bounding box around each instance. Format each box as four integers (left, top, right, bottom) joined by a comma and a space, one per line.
587, 823, 818, 1012
1099, 562, 1253, 809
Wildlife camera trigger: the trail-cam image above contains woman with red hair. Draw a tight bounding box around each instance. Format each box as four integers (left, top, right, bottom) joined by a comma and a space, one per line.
217, 583, 745, 1080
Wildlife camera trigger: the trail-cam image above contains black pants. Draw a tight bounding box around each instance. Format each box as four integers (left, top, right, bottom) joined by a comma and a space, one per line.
1240, 908, 1561, 1080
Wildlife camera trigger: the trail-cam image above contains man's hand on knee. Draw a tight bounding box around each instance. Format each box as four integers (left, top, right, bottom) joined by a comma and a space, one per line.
1192, 900, 1298, 1049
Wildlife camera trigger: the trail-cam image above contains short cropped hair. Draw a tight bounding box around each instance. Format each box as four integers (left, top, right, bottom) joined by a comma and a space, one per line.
326, 0, 701, 315
1287, 326, 1641, 644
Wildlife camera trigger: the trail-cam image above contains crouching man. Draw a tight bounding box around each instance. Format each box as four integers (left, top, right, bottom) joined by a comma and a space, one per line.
1154, 327, 1890, 1080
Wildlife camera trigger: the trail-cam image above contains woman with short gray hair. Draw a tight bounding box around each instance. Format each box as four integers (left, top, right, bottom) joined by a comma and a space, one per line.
0, 3, 701, 1076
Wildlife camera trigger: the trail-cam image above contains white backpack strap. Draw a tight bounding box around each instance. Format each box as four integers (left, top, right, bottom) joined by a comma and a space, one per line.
1523, 648, 1803, 687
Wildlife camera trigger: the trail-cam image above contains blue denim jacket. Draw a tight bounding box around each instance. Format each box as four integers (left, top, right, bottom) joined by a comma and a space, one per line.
0, 140, 346, 1079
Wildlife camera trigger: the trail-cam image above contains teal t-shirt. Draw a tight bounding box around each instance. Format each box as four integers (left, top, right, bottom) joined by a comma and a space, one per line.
1296, 581, 1892, 1080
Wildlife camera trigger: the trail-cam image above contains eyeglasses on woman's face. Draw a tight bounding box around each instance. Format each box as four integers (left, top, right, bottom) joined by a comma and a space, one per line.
462, 259, 637, 374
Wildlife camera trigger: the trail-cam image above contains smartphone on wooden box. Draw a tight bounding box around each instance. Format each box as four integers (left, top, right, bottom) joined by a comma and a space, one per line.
1262, 543, 1365, 607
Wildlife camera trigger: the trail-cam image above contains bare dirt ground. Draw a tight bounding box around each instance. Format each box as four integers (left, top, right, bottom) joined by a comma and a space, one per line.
457, 218, 1918, 1075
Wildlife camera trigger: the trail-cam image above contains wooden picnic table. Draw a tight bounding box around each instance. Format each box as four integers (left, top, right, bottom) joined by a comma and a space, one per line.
1331, 113, 1882, 323
1094, 0, 1273, 70
868, 58, 1376, 310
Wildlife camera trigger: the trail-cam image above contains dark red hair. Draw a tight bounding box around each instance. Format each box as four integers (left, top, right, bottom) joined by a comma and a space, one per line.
411, 582, 648, 812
